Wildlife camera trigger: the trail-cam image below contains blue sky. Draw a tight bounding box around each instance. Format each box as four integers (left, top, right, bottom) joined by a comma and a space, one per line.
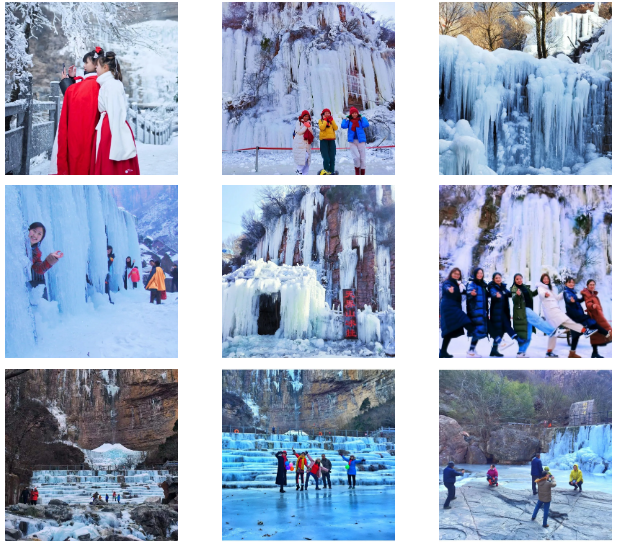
366, 2, 395, 25
222, 186, 262, 241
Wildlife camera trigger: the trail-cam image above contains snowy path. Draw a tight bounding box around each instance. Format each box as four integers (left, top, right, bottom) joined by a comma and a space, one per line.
222, 486, 395, 540
29, 135, 178, 175
223, 148, 395, 175
438, 331, 613, 358
26, 289, 177, 358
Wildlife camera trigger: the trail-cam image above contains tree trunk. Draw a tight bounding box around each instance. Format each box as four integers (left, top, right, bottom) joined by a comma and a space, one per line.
535, 16, 543, 58
540, 3, 548, 58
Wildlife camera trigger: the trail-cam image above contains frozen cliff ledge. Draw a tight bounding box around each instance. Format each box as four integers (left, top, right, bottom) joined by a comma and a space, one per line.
440, 483, 611, 540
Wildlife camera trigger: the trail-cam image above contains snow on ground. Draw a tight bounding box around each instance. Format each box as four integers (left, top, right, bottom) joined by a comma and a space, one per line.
24, 288, 177, 358
29, 135, 178, 175
222, 148, 395, 175
439, 331, 613, 359
223, 335, 390, 358
222, 486, 394, 541
440, 464, 612, 496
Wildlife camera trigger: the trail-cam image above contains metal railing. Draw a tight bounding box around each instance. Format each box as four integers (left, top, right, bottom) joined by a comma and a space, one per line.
222, 425, 395, 439
502, 411, 612, 428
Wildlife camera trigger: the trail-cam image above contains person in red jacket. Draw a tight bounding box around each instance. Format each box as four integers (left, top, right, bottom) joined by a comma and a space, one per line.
486, 464, 499, 486
28, 222, 62, 300
305, 453, 322, 490
129, 266, 140, 289
30, 488, 39, 505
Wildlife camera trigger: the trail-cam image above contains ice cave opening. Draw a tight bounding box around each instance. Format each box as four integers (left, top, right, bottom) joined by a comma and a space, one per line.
257, 293, 281, 335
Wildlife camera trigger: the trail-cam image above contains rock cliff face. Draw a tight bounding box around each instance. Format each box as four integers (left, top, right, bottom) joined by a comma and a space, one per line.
222, 370, 394, 431
6, 370, 178, 451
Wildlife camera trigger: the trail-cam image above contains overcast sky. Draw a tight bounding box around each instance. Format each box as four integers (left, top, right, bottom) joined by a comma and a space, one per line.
222, 186, 262, 242
366, 2, 395, 23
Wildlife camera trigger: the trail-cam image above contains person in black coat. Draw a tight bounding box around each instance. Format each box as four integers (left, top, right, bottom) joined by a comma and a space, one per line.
171, 265, 178, 292
20, 487, 30, 504
531, 453, 543, 495
487, 272, 519, 358
465, 267, 489, 357
124, 256, 134, 290
106, 246, 115, 304
443, 461, 465, 509
274, 451, 288, 493
440, 268, 473, 358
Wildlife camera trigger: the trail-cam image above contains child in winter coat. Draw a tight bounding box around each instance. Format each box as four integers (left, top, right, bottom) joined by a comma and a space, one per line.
28, 222, 62, 300
318, 108, 338, 174
129, 266, 140, 288
293, 110, 314, 174
340, 107, 370, 175
486, 465, 498, 486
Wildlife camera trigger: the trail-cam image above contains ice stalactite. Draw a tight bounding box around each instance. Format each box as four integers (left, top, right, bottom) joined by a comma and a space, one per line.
439, 30, 612, 174
376, 246, 391, 311
581, 19, 613, 72
5, 186, 142, 358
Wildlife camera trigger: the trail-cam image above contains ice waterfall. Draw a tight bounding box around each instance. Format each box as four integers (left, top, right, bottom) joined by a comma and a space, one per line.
439, 28, 612, 174
5, 186, 142, 357
544, 424, 612, 474
222, 432, 395, 488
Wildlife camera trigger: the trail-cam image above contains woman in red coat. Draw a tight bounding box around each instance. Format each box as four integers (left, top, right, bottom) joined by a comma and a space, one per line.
582, 279, 612, 358
30, 488, 39, 505
90, 50, 140, 175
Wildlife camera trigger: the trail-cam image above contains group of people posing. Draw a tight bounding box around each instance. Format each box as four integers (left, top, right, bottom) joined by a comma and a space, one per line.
440, 267, 612, 358
52, 46, 140, 175
293, 107, 371, 175
274, 449, 366, 492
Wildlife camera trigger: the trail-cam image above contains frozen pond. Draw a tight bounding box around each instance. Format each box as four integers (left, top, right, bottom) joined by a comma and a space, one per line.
439, 464, 612, 495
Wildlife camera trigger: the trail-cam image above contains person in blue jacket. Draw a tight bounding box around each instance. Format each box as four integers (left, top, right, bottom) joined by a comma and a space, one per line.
487, 272, 520, 358
531, 453, 543, 495
563, 277, 608, 358
440, 268, 473, 358
340, 107, 370, 175
465, 267, 489, 357
443, 461, 465, 509
341, 453, 366, 489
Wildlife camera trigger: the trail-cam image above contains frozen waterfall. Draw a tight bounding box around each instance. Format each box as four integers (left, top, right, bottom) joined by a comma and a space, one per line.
544, 424, 612, 474
439, 27, 612, 174
222, 432, 395, 488
5, 186, 142, 357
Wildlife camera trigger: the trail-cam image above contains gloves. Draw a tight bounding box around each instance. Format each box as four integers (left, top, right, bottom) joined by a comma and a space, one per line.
304, 121, 311, 128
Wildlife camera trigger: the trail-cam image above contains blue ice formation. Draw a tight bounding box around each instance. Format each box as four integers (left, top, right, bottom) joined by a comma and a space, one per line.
544, 424, 612, 474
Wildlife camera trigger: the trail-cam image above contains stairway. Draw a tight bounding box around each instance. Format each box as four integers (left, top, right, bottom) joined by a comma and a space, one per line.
222, 432, 395, 489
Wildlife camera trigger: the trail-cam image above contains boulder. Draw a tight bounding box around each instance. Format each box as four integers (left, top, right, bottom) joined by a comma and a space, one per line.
170, 529, 178, 541
143, 496, 161, 504
439, 415, 469, 465
7, 503, 45, 518
130, 504, 179, 539
487, 428, 540, 463
465, 445, 488, 465
5, 529, 22, 540
48, 499, 69, 506
76, 528, 91, 541
44, 504, 73, 523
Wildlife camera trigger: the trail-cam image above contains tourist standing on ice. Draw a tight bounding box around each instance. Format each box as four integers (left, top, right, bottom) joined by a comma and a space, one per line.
318, 108, 338, 174
274, 451, 288, 493
171, 265, 178, 292
341, 453, 366, 489
106, 245, 115, 303
340, 107, 369, 175
112, 491, 116, 501
50, 47, 101, 174
91, 50, 140, 175
442, 461, 465, 509
28, 222, 62, 300
511, 274, 557, 358
532, 470, 555, 527
582, 280, 612, 357
488, 272, 520, 358
292, 449, 307, 491
30, 488, 39, 505
568, 463, 584, 492
440, 268, 473, 358
531, 453, 543, 495
305, 454, 322, 490
129, 265, 140, 289
320, 454, 332, 489
105, 493, 109, 503
563, 277, 608, 358
124, 256, 134, 290
146, 260, 166, 305
537, 273, 597, 358
486, 465, 498, 486
293, 110, 314, 175
465, 267, 489, 357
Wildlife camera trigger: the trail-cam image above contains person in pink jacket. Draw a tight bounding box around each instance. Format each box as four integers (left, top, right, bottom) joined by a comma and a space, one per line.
305, 453, 322, 490
486, 464, 499, 486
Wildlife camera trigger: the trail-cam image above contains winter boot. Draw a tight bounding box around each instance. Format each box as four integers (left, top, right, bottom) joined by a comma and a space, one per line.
568, 350, 581, 358
300, 485, 304, 491
360, 169, 365, 175
328, 485, 332, 489
490, 346, 504, 358
348, 485, 352, 489
316, 486, 321, 490
296, 484, 300, 490
439, 350, 453, 358
355, 167, 360, 175
592, 351, 604, 358
280, 486, 285, 493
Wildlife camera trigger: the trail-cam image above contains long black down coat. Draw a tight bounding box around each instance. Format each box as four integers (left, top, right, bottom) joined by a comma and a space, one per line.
440, 278, 472, 338
275, 453, 287, 486
465, 278, 489, 340
488, 281, 512, 338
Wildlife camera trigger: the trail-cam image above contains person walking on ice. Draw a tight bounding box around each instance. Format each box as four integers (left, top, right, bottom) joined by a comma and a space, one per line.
318, 108, 338, 174
531, 470, 556, 528
293, 110, 314, 175
442, 461, 465, 509
569, 463, 584, 492
340, 107, 369, 175
340, 453, 366, 489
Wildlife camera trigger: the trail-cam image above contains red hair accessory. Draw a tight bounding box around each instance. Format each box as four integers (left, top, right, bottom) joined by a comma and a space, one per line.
95, 47, 102, 54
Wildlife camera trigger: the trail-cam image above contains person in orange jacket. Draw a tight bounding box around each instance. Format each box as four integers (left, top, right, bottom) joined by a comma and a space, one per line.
146, 260, 166, 304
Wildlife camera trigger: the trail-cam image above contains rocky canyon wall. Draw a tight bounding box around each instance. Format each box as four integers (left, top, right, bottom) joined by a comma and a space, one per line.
222, 370, 394, 431
5, 370, 178, 452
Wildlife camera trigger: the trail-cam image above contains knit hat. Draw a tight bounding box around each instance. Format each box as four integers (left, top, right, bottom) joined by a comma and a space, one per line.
299, 110, 310, 120
321, 108, 331, 116
543, 466, 550, 472
349, 107, 359, 116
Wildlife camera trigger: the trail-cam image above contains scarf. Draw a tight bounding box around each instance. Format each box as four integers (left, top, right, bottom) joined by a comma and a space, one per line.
350, 116, 361, 131
303, 126, 314, 145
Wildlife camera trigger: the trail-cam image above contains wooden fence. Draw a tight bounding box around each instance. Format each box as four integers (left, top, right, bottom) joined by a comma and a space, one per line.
5, 77, 174, 175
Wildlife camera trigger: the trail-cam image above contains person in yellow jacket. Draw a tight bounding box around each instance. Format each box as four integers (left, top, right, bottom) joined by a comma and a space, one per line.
292, 448, 307, 491
146, 260, 166, 305
568, 463, 583, 492
318, 108, 338, 175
